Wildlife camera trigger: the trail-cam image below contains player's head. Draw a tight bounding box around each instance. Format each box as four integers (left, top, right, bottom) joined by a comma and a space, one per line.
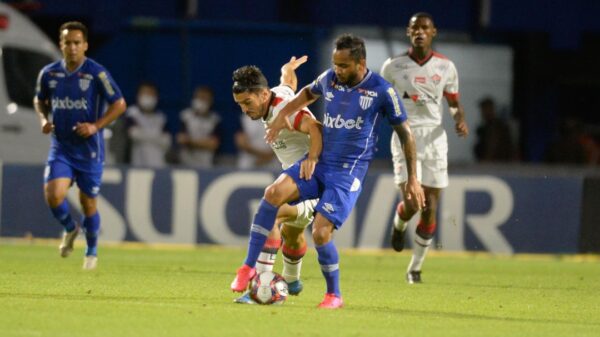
232, 65, 271, 120
407, 12, 437, 49
136, 82, 159, 112
192, 85, 214, 114
59, 21, 88, 63
332, 34, 367, 86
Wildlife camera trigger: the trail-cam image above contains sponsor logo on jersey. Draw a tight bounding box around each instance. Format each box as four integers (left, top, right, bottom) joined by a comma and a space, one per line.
414, 76, 426, 84
431, 74, 442, 85
325, 91, 335, 101
357, 88, 378, 97
98, 71, 115, 96
271, 140, 287, 150
359, 96, 373, 110
323, 112, 364, 130
387, 88, 403, 116
51, 97, 88, 110
49, 72, 65, 78
79, 78, 91, 91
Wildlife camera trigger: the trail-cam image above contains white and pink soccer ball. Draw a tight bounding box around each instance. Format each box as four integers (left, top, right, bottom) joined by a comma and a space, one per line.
249, 271, 288, 305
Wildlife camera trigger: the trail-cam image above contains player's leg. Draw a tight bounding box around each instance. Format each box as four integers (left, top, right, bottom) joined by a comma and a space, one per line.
406, 186, 441, 283
231, 173, 301, 292
44, 161, 78, 257
256, 223, 281, 274
75, 169, 103, 270
313, 213, 343, 308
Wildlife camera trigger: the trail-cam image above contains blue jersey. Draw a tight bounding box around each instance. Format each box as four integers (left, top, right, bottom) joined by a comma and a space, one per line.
35, 58, 123, 170
309, 69, 407, 175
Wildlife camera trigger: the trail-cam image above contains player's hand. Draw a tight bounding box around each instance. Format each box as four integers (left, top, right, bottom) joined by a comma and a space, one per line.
404, 177, 426, 210
455, 120, 469, 138
265, 115, 293, 144
74, 122, 99, 138
299, 156, 317, 180
282, 55, 308, 72
41, 121, 54, 134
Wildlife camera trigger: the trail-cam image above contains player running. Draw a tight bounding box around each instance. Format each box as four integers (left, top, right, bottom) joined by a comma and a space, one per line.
234, 34, 425, 309
230, 56, 323, 303
34, 21, 126, 270
380, 12, 469, 283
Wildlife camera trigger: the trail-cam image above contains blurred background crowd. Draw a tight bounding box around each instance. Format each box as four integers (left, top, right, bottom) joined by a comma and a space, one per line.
3, 0, 600, 168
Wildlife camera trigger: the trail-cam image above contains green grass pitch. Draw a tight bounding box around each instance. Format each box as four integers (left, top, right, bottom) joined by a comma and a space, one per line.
1, 240, 599, 337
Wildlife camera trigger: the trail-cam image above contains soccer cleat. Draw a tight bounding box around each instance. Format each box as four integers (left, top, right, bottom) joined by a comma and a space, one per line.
59, 225, 80, 258
406, 270, 422, 284
83, 256, 97, 270
230, 264, 256, 292
317, 293, 343, 309
287, 280, 303, 296
390, 212, 407, 252
233, 292, 255, 304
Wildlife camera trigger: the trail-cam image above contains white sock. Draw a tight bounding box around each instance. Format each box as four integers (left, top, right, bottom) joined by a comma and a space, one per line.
256, 251, 276, 273
282, 256, 302, 282
393, 202, 410, 231
407, 234, 432, 272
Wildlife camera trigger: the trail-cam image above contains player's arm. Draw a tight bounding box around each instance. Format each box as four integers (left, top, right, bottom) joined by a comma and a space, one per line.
392, 122, 425, 209
34, 96, 54, 134
279, 55, 308, 92
446, 96, 469, 138
265, 86, 320, 143
296, 114, 322, 180
76, 98, 127, 138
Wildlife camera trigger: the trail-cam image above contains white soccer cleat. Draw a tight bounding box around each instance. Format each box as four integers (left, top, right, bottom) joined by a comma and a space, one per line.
59, 226, 80, 258
83, 256, 97, 270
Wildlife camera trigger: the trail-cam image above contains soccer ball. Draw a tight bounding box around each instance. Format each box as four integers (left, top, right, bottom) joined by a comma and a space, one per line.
249, 271, 288, 305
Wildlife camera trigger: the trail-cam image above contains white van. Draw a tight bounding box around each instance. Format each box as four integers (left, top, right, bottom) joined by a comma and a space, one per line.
0, 3, 60, 164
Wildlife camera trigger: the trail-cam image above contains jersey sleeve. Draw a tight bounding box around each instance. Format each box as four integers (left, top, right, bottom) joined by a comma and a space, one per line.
34, 68, 49, 101
95, 68, 123, 104
380, 58, 393, 82
382, 86, 407, 125
308, 69, 330, 96
271, 85, 295, 99
443, 61, 460, 101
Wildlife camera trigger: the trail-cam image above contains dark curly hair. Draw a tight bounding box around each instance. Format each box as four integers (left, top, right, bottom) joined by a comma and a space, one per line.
334, 34, 366, 62
232, 65, 269, 94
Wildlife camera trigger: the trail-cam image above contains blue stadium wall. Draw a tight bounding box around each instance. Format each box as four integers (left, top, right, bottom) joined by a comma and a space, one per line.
1, 163, 593, 254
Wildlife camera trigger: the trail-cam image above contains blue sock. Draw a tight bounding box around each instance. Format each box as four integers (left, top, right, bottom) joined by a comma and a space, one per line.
244, 199, 278, 268
50, 200, 76, 232
316, 241, 341, 297
82, 212, 100, 256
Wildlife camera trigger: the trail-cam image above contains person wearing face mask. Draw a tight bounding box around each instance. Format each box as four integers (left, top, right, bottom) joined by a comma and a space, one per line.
127, 82, 171, 168
176, 86, 222, 168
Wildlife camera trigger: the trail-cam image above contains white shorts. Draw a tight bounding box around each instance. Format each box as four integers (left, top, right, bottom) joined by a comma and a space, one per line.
283, 199, 318, 229
391, 125, 448, 188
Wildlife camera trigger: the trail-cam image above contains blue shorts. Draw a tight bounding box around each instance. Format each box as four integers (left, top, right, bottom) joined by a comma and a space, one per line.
283, 161, 364, 229
44, 156, 102, 198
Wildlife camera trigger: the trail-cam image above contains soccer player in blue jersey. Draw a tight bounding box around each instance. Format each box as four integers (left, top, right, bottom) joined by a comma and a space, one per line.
34, 21, 126, 270
232, 34, 425, 309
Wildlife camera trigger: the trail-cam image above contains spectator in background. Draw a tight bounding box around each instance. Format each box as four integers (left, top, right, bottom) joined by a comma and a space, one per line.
235, 113, 278, 169
545, 117, 600, 165
473, 97, 515, 162
176, 86, 222, 168
127, 82, 171, 168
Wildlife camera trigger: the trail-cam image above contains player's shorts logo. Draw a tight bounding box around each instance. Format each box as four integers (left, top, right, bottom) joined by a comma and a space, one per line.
322, 203, 335, 214
359, 96, 373, 110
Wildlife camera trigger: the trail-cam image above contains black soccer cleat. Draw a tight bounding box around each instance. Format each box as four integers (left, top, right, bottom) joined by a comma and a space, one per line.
390, 212, 406, 252
406, 271, 422, 284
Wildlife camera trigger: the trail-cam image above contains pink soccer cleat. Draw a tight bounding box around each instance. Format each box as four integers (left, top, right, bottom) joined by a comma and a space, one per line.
230, 265, 256, 292
317, 293, 344, 309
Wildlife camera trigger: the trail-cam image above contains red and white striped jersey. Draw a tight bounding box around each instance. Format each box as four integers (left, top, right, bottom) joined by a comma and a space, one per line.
381, 50, 459, 127
263, 85, 315, 169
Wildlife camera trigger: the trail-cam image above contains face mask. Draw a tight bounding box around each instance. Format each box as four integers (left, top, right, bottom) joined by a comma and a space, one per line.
192, 98, 209, 113
138, 94, 157, 111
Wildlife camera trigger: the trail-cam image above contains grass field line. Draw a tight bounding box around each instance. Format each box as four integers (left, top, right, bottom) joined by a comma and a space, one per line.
2, 237, 599, 262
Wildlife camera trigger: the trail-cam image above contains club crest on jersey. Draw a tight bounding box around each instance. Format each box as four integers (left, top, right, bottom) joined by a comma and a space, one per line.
49, 80, 58, 89
79, 78, 91, 91
431, 74, 442, 85
359, 95, 373, 110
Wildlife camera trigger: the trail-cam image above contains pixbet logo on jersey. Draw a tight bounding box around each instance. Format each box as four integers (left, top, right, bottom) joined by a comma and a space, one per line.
323, 112, 364, 130
51, 97, 88, 110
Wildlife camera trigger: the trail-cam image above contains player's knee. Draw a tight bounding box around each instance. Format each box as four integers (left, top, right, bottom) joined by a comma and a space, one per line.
312, 227, 331, 246
263, 184, 284, 206
45, 193, 64, 208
